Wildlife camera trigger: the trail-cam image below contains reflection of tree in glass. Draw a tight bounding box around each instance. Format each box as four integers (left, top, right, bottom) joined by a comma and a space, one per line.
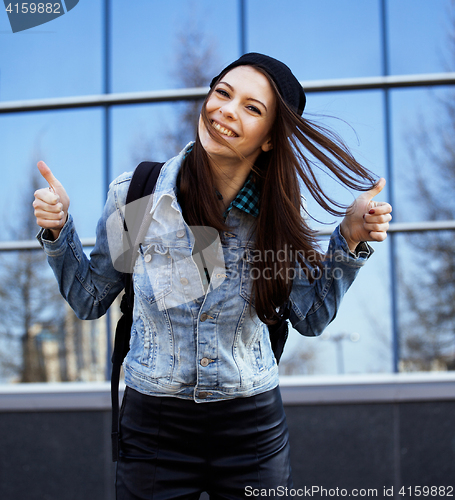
131, 24, 219, 163
399, 10, 455, 371
162, 26, 219, 157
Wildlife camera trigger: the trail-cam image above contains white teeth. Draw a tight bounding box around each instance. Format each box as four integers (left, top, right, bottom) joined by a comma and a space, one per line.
211, 121, 237, 137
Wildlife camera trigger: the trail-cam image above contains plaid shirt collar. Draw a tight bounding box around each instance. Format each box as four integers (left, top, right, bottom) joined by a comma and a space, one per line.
221, 172, 260, 219
176, 167, 260, 219
178, 142, 260, 218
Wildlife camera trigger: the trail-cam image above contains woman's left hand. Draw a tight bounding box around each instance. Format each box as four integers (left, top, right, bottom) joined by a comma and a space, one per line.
340, 177, 392, 253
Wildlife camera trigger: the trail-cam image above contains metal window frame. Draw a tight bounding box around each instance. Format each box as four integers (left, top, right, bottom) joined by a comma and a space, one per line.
1, 72, 454, 114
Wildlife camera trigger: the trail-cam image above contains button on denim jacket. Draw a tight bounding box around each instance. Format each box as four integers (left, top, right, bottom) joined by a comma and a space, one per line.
38, 143, 372, 403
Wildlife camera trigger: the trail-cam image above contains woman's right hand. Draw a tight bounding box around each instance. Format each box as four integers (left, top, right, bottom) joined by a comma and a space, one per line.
33, 161, 70, 240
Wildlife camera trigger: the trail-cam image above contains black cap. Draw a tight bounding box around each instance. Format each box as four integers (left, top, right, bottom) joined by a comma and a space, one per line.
210, 52, 306, 116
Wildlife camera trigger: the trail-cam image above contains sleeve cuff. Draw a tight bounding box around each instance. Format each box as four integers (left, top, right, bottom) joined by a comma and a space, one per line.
36, 215, 73, 252
334, 224, 374, 261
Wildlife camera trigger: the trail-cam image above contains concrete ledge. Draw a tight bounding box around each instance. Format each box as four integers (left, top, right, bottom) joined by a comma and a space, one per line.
280, 372, 455, 405
0, 382, 117, 411
0, 372, 454, 411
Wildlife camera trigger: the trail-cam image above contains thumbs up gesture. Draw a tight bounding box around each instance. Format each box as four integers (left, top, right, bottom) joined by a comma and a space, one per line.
33, 161, 70, 240
340, 178, 392, 253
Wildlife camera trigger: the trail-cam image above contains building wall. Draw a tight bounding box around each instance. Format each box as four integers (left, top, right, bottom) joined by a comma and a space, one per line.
1, 375, 454, 499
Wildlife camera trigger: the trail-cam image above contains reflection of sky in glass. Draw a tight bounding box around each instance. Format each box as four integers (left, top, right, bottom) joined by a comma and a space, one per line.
391, 86, 455, 223
0, 0, 452, 376
0, 109, 103, 238
248, 0, 382, 80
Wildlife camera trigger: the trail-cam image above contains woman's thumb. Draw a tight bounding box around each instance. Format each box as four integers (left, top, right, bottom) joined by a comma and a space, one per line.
37, 161, 59, 189
367, 177, 386, 200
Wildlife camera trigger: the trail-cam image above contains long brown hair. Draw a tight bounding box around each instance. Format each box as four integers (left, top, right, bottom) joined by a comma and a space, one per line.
179, 66, 376, 324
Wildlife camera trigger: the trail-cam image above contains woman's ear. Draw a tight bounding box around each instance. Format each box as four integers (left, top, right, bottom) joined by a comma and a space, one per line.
261, 138, 273, 152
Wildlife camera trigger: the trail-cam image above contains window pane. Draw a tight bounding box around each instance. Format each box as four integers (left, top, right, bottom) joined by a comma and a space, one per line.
111, 1, 238, 93
247, 0, 382, 79
110, 102, 192, 180
0, 249, 111, 383
0, 109, 104, 239
396, 231, 455, 371
388, 0, 451, 75
391, 86, 455, 224
0, 1, 102, 100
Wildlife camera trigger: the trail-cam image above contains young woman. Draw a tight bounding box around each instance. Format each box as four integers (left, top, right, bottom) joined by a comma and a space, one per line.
34, 53, 392, 499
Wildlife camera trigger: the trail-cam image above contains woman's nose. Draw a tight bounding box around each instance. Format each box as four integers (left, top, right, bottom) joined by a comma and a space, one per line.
219, 102, 237, 120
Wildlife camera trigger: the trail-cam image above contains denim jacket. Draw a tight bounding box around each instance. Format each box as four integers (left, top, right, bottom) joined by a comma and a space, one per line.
38, 143, 372, 402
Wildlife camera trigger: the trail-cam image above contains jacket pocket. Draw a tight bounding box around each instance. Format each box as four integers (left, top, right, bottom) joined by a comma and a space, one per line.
133, 243, 173, 304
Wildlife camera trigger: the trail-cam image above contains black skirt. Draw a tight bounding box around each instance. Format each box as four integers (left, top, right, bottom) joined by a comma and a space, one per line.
116, 385, 293, 500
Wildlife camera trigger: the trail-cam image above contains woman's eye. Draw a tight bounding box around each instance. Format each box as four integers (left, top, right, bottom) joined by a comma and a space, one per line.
216, 89, 230, 98
247, 105, 261, 115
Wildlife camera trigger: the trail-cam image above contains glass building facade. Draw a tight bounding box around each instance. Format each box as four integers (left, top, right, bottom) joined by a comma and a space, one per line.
0, 0, 454, 383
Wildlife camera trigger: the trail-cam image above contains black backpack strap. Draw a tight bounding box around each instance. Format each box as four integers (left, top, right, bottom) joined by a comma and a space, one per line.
122, 162, 165, 307
110, 294, 134, 462
111, 161, 164, 462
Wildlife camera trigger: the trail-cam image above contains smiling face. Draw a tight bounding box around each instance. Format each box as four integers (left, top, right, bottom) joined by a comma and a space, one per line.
198, 65, 276, 167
